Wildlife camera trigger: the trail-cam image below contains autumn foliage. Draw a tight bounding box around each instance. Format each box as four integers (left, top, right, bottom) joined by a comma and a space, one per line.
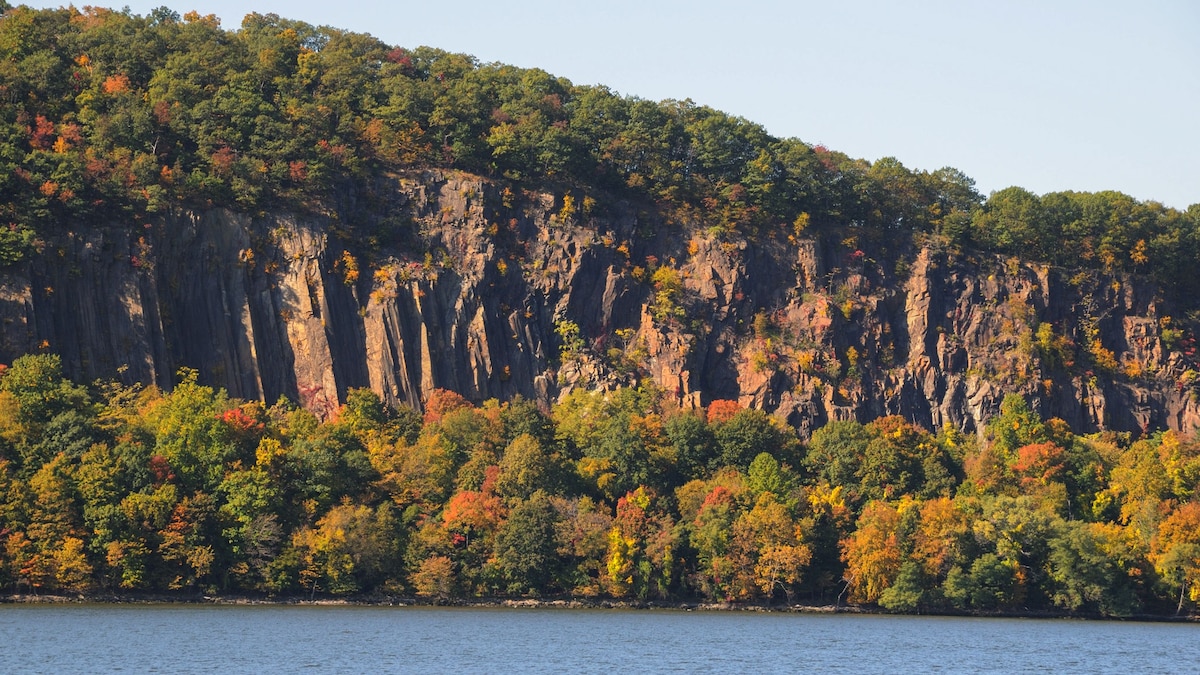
706, 400, 741, 425
0, 355, 1195, 615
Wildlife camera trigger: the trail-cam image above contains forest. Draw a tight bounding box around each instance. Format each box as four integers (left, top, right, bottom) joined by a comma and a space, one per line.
1, 5, 1198, 300
1, 5, 1199, 616
1, 352, 1198, 617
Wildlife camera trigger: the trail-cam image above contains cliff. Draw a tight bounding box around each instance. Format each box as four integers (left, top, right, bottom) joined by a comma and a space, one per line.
3, 170, 1197, 437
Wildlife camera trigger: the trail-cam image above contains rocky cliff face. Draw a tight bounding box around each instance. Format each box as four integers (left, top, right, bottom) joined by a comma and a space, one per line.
2, 170, 1197, 437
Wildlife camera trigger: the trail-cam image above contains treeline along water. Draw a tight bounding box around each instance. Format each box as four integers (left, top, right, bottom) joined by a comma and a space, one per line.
1, 605, 1197, 673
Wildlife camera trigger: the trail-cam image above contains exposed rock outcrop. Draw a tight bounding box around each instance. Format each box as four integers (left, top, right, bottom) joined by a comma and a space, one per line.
3, 170, 1197, 437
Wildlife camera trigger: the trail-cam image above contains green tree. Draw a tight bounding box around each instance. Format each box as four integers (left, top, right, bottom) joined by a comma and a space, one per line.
144, 370, 240, 493
496, 433, 571, 501
878, 560, 929, 612
966, 495, 1061, 608
806, 420, 874, 497
1048, 521, 1141, 616
860, 416, 957, 502
712, 409, 794, 473
282, 415, 377, 514
944, 552, 1019, 610
0, 354, 93, 473
664, 411, 716, 480
971, 187, 1056, 260
495, 490, 562, 594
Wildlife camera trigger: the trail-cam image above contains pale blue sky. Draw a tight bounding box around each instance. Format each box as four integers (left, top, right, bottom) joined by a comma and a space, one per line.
25, 0, 1200, 208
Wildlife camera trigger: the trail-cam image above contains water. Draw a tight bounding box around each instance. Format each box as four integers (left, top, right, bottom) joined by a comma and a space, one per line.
0, 604, 1196, 673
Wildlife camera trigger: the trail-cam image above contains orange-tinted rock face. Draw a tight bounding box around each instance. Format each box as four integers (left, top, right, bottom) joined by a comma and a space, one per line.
4, 170, 1197, 437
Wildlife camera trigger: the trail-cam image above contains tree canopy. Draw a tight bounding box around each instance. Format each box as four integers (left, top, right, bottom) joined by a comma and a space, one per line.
0, 355, 1194, 617
0, 5, 1196, 297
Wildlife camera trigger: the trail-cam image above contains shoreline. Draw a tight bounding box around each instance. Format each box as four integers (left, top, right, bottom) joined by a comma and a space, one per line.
3, 592, 1195, 623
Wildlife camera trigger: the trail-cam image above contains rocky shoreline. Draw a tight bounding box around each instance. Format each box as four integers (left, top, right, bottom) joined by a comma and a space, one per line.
1, 592, 852, 612
3, 593, 1195, 622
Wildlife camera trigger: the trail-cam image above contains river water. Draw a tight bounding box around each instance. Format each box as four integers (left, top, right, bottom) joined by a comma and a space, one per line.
1, 604, 1196, 673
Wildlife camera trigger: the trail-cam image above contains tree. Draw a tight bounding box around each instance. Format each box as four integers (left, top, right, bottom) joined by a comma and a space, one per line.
806, 420, 874, 498
688, 484, 741, 600
706, 400, 741, 425
711, 409, 794, 473
158, 493, 219, 592
746, 452, 796, 503
605, 487, 676, 599
282, 417, 377, 514
411, 554, 454, 600
115, 482, 179, 589
664, 411, 716, 480
878, 561, 928, 612
433, 405, 500, 477
964, 395, 1047, 496
860, 416, 957, 502
50, 536, 93, 592
910, 497, 973, 583
369, 432, 456, 511
987, 395, 1046, 457
422, 388, 472, 425
338, 388, 390, 439
75, 442, 130, 574
1097, 435, 1173, 541
794, 481, 853, 601
440, 474, 506, 593
967, 495, 1061, 608
1049, 521, 1141, 617
559, 389, 662, 502
971, 186, 1056, 260
216, 465, 281, 589
144, 370, 240, 493
944, 552, 1019, 610
496, 433, 570, 500
649, 266, 685, 324
1011, 441, 1069, 511
731, 492, 810, 602
494, 491, 562, 594
0, 354, 93, 474
499, 396, 555, 449
293, 503, 399, 595
554, 496, 613, 597
1151, 502, 1200, 614
1156, 431, 1200, 503
840, 500, 903, 603
14, 453, 90, 593
29, 410, 97, 469
754, 542, 812, 604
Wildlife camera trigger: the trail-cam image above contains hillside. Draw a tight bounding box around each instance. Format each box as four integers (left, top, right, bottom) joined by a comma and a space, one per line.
2, 4, 1200, 616
1, 6, 1199, 436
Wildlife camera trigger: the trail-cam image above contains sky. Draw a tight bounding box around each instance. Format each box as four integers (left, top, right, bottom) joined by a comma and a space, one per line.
24, 0, 1200, 208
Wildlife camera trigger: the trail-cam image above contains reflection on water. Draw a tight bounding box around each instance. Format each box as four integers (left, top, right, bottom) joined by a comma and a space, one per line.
0, 604, 1196, 673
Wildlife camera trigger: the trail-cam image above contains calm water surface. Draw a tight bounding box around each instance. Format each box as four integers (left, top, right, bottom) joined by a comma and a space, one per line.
1, 604, 1197, 673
